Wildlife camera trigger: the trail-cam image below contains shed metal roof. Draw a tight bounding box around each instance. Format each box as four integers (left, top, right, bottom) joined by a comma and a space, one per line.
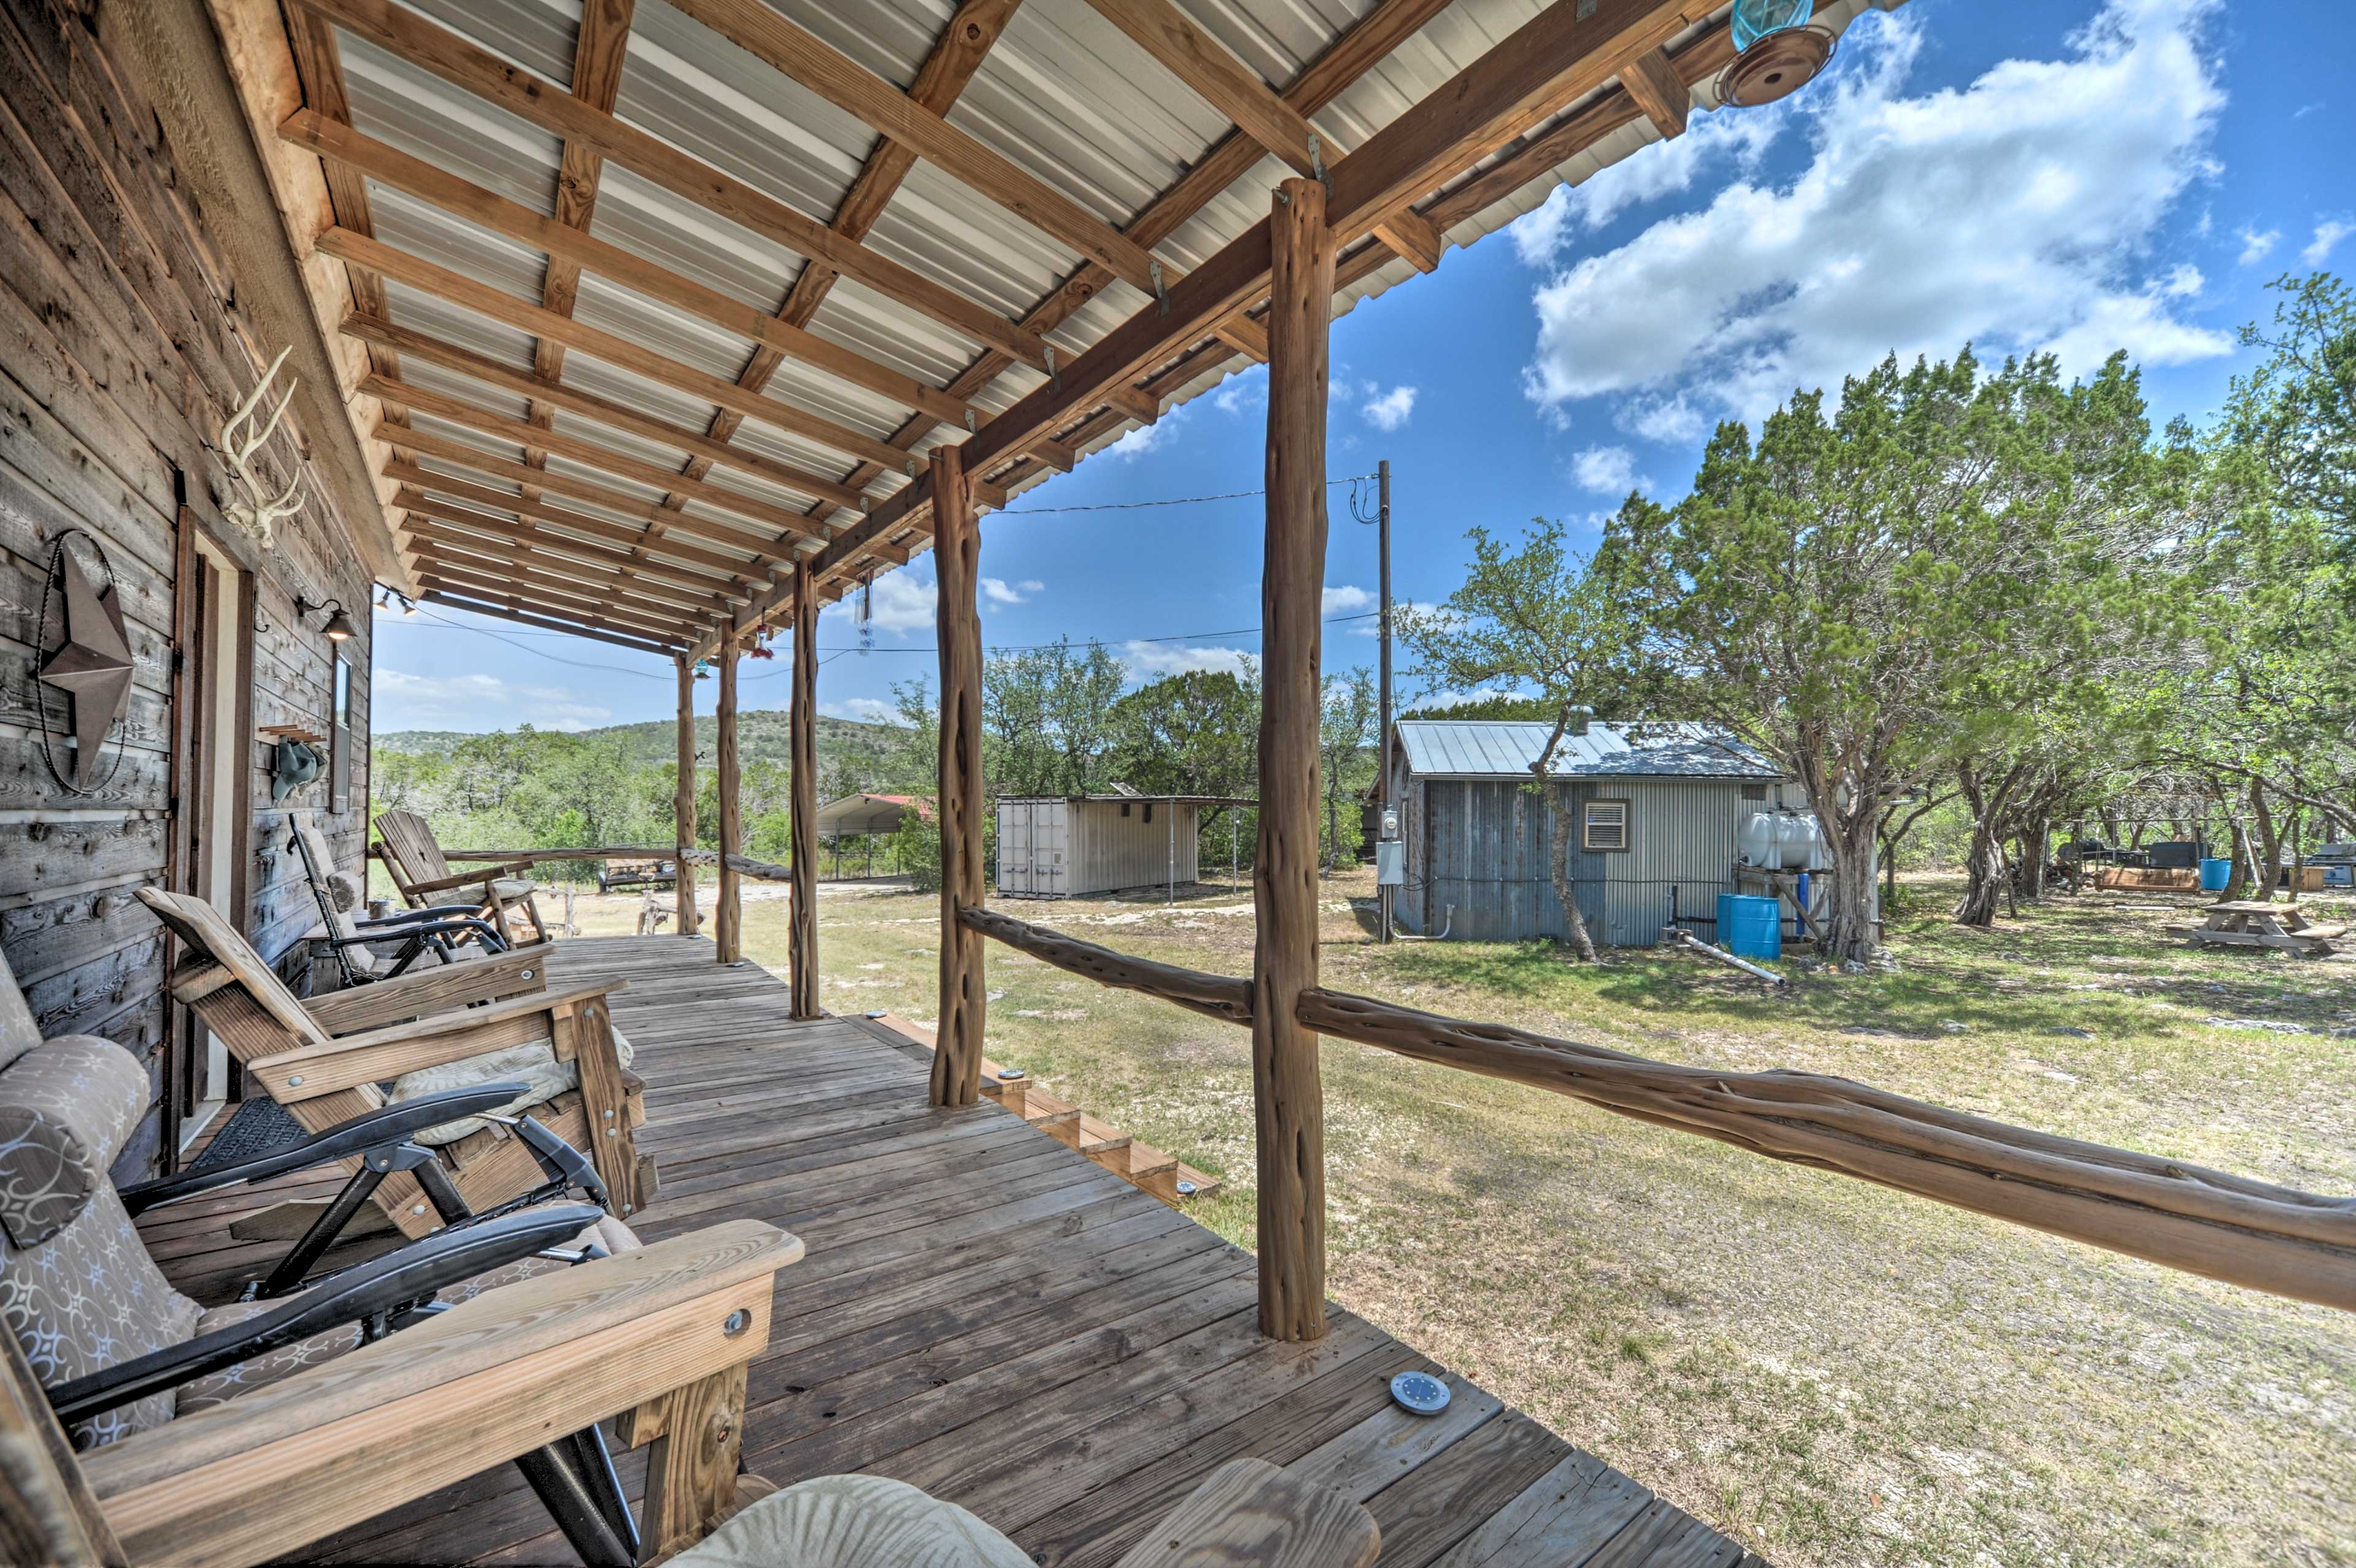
1397, 720, 1781, 778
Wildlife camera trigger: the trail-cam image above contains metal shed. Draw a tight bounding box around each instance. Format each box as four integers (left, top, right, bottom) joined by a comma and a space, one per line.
1386, 720, 1796, 945
998, 795, 1235, 898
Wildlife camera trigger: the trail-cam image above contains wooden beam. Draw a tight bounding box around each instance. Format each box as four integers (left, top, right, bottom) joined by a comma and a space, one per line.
420, 590, 680, 654
368, 379, 828, 550
318, 227, 915, 476
963, 0, 1706, 482
383, 464, 767, 582
928, 439, 986, 1108
396, 494, 749, 602
291, 0, 1052, 371
675, 656, 702, 937
347, 317, 876, 510
410, 542, 718, 628
1620, 46, 1690, 137
789, 558, 819, 1020
285, 113, 978, 428
410, 555, 703, 636
379, 432, 801, 564
666, 0, 1170, 298
714, 637, 742, 964
414, 578, 688, 647
1254, 176, 1333, 1345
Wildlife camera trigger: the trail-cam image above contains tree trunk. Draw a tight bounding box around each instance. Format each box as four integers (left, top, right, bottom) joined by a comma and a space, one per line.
2249, 783, 2282, 901
1953, 767, 2009, 928
1540, 779, 1598, 963
1816, 807, 1882, 962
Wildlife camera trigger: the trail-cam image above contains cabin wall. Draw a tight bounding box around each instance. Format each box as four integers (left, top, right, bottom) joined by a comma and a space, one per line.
1401, 776, 1761, 945
0, 0, 376, 1180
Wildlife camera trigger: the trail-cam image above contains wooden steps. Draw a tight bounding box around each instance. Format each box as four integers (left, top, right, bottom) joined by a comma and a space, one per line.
984, 1074, 1221, 1205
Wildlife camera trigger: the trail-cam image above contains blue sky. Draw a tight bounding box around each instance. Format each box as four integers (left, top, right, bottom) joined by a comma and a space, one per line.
373, 0, 2355, 735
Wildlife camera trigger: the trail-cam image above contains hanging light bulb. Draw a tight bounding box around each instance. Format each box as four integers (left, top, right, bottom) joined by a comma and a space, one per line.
401, 594, 418, 617
375, 590, 393, 613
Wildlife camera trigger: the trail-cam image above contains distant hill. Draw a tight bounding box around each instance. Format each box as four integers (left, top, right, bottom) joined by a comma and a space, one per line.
375, 710, 907, 775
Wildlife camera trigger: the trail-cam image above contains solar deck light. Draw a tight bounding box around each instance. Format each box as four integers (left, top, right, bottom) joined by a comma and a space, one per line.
1390, 1371, 1451, 1416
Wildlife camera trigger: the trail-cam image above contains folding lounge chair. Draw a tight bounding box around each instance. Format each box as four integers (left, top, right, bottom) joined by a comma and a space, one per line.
135, 887, 655, 1236
0, 972, 801, 1567
288, 810, 510, 986
374, 807, 553, 947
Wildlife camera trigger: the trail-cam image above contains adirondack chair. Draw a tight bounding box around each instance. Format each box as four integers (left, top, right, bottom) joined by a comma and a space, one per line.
374, 807, 552, 947
0, 1067, 796, 1567
135, 887, 653, 1237
288, 812, 510, 987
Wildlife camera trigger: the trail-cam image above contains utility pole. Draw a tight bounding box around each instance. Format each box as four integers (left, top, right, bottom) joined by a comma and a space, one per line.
1377, 459, 1395, 943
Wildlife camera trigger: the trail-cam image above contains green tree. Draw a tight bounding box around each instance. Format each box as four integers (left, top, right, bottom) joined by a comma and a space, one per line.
1399, 517, 1639, 961
1319, 667, 1377, 871
2223, 272, 2356, 556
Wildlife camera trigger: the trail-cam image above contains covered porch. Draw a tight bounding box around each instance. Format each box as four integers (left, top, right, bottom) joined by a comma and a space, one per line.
142, 934, 1744, 1567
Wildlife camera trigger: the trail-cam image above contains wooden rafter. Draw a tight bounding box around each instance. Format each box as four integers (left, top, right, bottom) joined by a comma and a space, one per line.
280, 112, 980, 429
374, 423, 823, 563
395, 494, 750, 602
413, 566, 696, 644
519, 0, 634, 510
412, 552, 703, 636
291, 0, 1053, 371
383, 465, 769, 583
419, 590, 679, 655
415, 580, 690, 648
407, 531, 730, 624
366, 383, 829, 544
665, 0, 1171, 299
318, 226, 914, 479
344, 318, 864, 513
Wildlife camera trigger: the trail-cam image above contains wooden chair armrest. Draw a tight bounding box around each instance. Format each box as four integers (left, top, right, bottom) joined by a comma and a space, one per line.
85, 1220, 802, 1568
1113, 1457, 1378, 1568
247, 983, 624, 1104
303, 948, 553, 1036
397, 869, 504, 897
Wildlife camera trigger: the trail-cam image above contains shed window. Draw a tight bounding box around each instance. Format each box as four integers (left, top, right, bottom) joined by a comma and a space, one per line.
1583, 799, 1629, 851
1741, 782, 1766, 801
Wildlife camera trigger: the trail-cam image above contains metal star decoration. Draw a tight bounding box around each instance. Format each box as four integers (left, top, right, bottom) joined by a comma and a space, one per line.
38, 547, 134, 788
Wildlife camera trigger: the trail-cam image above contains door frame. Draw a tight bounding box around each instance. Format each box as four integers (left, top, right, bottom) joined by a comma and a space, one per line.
163, 504, 256, 1166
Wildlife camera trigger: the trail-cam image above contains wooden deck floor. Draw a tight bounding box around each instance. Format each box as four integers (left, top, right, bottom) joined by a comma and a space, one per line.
142, 934, 1754, 1566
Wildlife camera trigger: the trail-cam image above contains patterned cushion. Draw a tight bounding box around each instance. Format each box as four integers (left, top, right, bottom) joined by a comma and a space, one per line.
670, 1475, 1032, 1568
388, 1028, 635, 1147
0, 1183, 202, 1449
0, 948, 39, 1077
175, 1211, 641, 1417
0, 1036, 150, 1246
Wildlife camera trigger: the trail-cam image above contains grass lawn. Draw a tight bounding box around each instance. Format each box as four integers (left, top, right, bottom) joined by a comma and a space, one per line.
561, 870, 2355, 1566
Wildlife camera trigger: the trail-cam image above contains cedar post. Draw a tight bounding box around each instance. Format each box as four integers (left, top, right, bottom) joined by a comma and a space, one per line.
788, 560, 820, 1018
715, 636, 742, 964
674, 655, 699, 936
930, 440, 987, 1106
1253, 175, 1333, 1342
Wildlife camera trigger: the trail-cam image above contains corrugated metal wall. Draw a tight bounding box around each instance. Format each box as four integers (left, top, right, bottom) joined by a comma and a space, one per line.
1403, 777, 1758, 944
998, 800, 1199, 896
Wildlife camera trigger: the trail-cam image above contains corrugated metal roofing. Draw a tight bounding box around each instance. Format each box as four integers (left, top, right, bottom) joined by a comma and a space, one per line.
1398, 720, 1782, 778
301, 0, 1890, 637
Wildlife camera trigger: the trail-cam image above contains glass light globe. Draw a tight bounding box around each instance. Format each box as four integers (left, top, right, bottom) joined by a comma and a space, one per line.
1731, 0, 1812, 52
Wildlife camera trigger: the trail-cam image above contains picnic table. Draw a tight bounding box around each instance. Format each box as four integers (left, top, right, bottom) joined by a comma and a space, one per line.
2166, 900, 2347, 955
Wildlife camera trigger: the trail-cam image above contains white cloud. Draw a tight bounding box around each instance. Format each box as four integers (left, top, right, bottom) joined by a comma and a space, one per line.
823, 696, 904, 724
982, 577, 1043, 606
1104, 404, 1188, 460
2236, 225, 2280, 265
819, 569, 934, 632
1419, 686, 1519, 710
1509, 103, 1785, 266
1360, 384, 1418, 431
1618, 394, 1707, 445
1323, 584, 1374, 616
1119, 641, 1253, 679
2302, 218, 2353, 266
375, 669, 614, 732
1571, 445, 1639, 494
1520, 1, 2234, 431
1212, 375, 1265, 417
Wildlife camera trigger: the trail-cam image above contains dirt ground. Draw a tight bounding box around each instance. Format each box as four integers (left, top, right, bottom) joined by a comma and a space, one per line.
549, 869, 2355, 1567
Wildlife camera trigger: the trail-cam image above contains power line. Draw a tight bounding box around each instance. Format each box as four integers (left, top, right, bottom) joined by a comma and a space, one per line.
995, 472, 1376, 517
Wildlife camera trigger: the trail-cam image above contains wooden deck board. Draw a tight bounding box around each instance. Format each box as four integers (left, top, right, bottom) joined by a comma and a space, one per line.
135, 934, 1746, 1564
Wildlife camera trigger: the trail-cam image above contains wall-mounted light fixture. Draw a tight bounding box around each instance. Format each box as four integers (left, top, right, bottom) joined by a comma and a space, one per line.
375, 589, 420, 618
296, 596, 357, 642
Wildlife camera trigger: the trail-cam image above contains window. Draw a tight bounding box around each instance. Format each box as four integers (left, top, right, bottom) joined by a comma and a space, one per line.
1741, 782, 1767, 801
329, 654, 353, 813
1583, 799, 1628, 851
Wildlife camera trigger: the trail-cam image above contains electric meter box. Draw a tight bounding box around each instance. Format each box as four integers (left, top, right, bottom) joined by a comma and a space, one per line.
1376, 840, 1405, 886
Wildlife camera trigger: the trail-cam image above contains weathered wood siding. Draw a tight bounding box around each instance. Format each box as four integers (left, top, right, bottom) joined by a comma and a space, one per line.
0, 0, 376, 1180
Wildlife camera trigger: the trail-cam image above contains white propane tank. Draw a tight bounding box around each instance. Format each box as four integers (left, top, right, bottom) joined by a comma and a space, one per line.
1738, 811, 1780, 869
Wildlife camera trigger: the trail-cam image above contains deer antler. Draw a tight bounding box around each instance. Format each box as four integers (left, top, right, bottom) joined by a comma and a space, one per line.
217, 347, 305, 546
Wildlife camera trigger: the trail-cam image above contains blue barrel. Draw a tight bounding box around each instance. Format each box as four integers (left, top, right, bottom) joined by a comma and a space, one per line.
2198, 857, 2232, 892
1717, 894, 1782, 960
